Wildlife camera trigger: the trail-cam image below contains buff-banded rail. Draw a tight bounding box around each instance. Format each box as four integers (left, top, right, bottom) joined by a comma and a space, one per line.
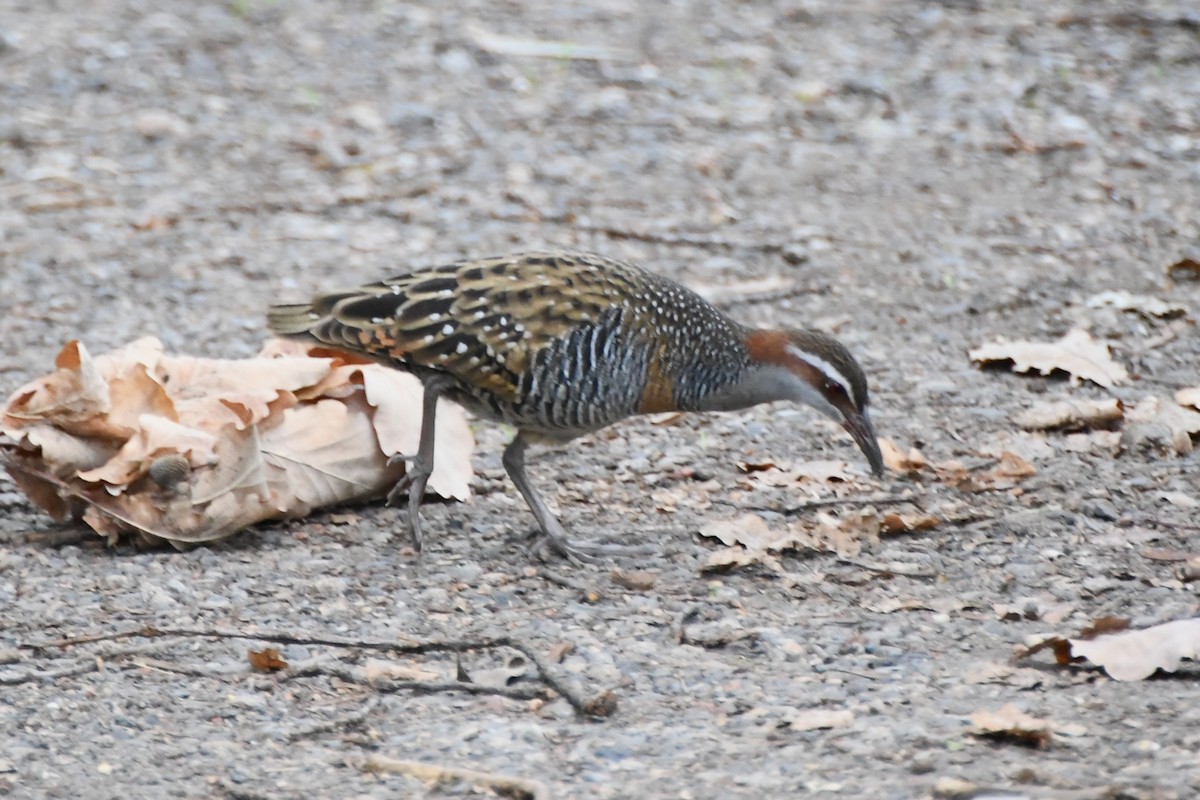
268, 250, 883, 562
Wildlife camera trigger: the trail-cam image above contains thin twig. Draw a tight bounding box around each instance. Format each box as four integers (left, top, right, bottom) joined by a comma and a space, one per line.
781, 493, 920, 515
22, 626, 613, 717
288, 662, 549, 702
714, 492, 920, 516
285, 698, 380, 742
0, 661, 100, 685
835, 559, 939, 580
130, 657, 240, 678
537, 568, 595, 593
818, 667, 880, 682
505, 638, 617, 718
358, 753, 551, 800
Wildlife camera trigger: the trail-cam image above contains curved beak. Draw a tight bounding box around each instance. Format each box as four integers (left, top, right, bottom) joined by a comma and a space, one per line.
842, 407, 884, 477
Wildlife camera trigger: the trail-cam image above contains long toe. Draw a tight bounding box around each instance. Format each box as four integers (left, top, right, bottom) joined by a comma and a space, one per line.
528, 532, 659, 565
385, 474, 414, 507
529, 533, 602, 565
386, 451, 414, 468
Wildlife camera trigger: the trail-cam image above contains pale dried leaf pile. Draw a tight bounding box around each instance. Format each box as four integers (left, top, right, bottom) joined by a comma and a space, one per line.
0, 337, 474, 547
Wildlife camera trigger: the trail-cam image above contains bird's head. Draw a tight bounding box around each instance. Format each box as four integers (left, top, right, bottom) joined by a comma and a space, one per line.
744, 328, 884, 476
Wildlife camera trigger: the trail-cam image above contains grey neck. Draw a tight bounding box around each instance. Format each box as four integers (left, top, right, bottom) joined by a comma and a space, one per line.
694, 363, 840, 422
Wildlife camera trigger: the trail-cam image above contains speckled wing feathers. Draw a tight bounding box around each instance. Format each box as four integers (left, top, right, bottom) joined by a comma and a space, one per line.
269, 252, 669, 415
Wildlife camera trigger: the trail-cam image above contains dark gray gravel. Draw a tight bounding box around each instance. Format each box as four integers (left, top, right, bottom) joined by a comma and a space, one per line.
2, 1, 1199, 798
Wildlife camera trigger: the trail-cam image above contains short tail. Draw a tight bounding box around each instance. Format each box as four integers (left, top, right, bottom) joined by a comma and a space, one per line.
266, 303, 321, 337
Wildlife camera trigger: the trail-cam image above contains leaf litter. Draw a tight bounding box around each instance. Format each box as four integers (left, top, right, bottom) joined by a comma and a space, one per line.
1019, 617, 1200, 681
877, 438, 1037, 494
969, 328, 1128, 387
968, 703, 1087, 749
1013, 397, 1123, 432
698, 508, 938, 572
1123, 395, 1200, 455
1, 337, 474, 547
1084, 290, 1187, 319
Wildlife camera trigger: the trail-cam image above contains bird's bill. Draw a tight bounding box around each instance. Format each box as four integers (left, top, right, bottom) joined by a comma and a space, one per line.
842, 408, 885, 477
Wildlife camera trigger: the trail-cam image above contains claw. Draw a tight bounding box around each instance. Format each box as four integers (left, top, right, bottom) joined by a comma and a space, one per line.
385, 473, 413, 507
529, 533, 600, 566
526, 529, 659, 565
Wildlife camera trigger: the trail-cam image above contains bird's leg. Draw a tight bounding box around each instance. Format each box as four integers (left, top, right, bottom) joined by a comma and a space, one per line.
386, 376, 455, 551
502, 432, 657, 564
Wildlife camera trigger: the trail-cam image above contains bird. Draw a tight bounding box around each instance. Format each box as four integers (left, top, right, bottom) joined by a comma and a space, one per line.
267, 250, 884, 563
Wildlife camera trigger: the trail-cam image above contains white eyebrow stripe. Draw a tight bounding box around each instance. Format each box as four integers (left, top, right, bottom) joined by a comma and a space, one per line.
785, 345, 857, 407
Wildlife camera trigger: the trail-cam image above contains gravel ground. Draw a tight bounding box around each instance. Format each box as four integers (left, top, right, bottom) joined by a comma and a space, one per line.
2, 1, 1200, 798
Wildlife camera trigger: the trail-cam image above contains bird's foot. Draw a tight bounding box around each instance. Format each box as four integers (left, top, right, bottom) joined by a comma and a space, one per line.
385, 475, 412, 508
384, 453, 434, 552
528, 531, 659, 566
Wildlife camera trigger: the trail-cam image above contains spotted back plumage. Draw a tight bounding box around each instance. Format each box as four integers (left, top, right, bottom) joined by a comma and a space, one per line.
268, 250, 753, 436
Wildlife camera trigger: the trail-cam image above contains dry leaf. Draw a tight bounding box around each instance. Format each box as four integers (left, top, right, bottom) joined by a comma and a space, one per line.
247, 648, 288, 672
3, 340, 113, 431
992, 451, 1036, 479
736, 459, 778, 473
0, 338, 475, 546
1069, 618, 1200, 681
610, 568, 657, 591
969, 703, 1052, 748
969, 328, 1128, 387
1013, 397, 1123, 431
878, 438, 927, 473
1175, 387, 1200, 411
879, 512, 939, 534
699, 513, 775, 549
1076, 616, 1131, 639
944, 451, 1035, 494
699, 510, 880, 570
739, 459, 857, 487
362, 366, 473, 501
782, 708, 854, 732
1166, 256, 1200, 281
1085, 290, 1187, 319
1124, 395, 1200, 455
1061, 430, 1122, 455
